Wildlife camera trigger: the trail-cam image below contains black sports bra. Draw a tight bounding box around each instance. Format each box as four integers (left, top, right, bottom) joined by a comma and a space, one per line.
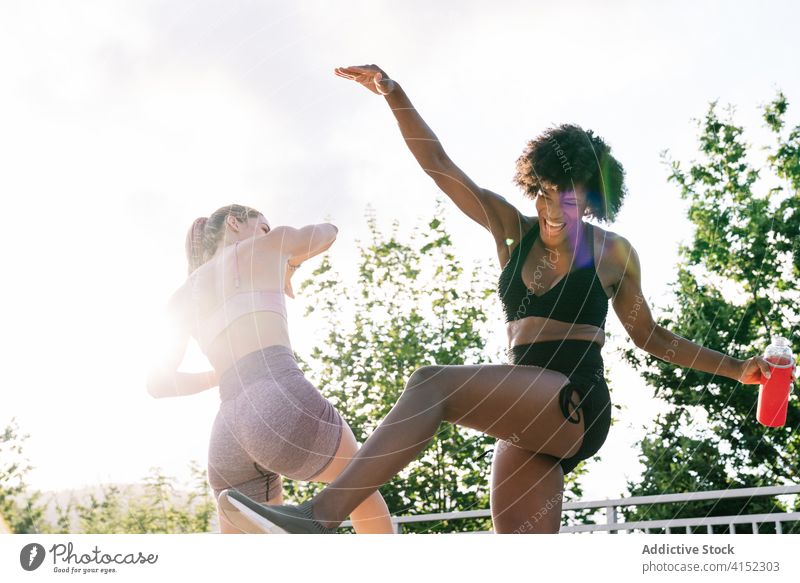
497, 221, 609, 328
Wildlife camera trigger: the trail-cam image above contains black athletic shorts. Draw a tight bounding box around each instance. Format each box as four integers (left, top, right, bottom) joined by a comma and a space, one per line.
509, 340, 612, 474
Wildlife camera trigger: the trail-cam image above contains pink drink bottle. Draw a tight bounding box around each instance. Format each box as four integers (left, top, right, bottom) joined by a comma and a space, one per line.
757, 337, 795, 427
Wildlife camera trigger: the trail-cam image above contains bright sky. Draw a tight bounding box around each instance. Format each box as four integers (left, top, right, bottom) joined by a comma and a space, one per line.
2, 0, 799, 503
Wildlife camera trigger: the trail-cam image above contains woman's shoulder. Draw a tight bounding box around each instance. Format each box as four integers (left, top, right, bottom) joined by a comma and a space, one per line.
511, 214, 539, 242
591, 223, 632, 255
497, 214, 537, 265
590, 223, 640, 282
251, 226, 295, 254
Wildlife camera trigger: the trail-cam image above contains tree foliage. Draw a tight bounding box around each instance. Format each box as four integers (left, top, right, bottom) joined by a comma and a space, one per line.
0, 419, 46, 533
623, 94, 800, 532
1, 418, 215, 534
51, 464, 216, 534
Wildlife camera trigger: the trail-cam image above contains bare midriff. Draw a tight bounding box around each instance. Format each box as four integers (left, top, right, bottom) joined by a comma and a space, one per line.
205, 312, 293, 374
507, 316, 605, 349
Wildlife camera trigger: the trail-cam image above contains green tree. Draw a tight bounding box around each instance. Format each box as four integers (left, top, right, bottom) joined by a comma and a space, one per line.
54, 464, 216, 534
285, 202, 594, 531
623, 94, 800, 532
0, 419, 47, 533
1, 419, 215, 534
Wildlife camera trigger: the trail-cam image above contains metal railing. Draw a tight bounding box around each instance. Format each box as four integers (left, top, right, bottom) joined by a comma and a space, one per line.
342, 485, 800, 534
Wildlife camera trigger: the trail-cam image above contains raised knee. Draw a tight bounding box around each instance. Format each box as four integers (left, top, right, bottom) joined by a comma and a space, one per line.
403, 366, 445, 407
405, 365, 442, 391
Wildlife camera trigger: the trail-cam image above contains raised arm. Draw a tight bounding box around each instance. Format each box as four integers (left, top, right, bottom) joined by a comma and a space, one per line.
611, 236, 771, 384
335, 65, 525, 251
256, 223, 337, 298
263, 223, 338, 267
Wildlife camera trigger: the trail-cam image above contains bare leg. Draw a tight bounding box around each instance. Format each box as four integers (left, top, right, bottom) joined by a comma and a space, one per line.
218, 490, 283, 534
312, 423, 393, 534
312, 364, 583, 528
490, 441, 564, 534
218, 424, 393, 533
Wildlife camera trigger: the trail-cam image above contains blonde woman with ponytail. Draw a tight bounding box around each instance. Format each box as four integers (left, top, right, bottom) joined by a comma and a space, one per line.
147, 204, 392, 534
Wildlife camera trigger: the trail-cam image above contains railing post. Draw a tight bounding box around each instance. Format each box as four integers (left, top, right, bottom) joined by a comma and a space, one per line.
776, 521, 782, 534
606, 505, 617, 534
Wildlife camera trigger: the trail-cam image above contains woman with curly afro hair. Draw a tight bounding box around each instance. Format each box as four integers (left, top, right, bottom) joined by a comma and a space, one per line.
218, 65, 772, 534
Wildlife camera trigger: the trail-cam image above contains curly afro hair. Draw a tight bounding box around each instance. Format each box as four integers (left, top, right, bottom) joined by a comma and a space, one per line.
514, 124, 626, 222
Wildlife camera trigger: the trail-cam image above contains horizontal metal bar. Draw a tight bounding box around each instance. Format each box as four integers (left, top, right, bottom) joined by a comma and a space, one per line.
560, 512, 800, 533
341, 485, 800, 527
341, 508, 493, 527
562, 485, 800, 511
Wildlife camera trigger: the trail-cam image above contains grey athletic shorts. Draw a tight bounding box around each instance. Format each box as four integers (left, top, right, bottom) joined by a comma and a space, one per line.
208, 345, 344, 503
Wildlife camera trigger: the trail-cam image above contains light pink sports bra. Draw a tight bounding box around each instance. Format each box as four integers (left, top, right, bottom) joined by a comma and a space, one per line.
193, 240, 287, 353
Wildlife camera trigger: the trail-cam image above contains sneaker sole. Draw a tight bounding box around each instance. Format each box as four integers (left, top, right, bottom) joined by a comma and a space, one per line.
218, 491, 288, 534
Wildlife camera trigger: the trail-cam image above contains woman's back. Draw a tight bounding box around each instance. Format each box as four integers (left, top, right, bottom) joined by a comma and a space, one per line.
175, 231, 294, 374
168, 207, 338, 375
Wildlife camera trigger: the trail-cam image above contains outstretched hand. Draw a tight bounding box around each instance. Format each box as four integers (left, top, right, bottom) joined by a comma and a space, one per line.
738, 355, 774, 385
335, 64, 397, 95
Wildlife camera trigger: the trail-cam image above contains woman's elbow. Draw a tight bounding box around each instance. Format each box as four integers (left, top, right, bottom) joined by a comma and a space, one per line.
630, 323, 660, 350
146, 382, 163, 399
146, 371, 170, 399
323, 223, 339, 245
